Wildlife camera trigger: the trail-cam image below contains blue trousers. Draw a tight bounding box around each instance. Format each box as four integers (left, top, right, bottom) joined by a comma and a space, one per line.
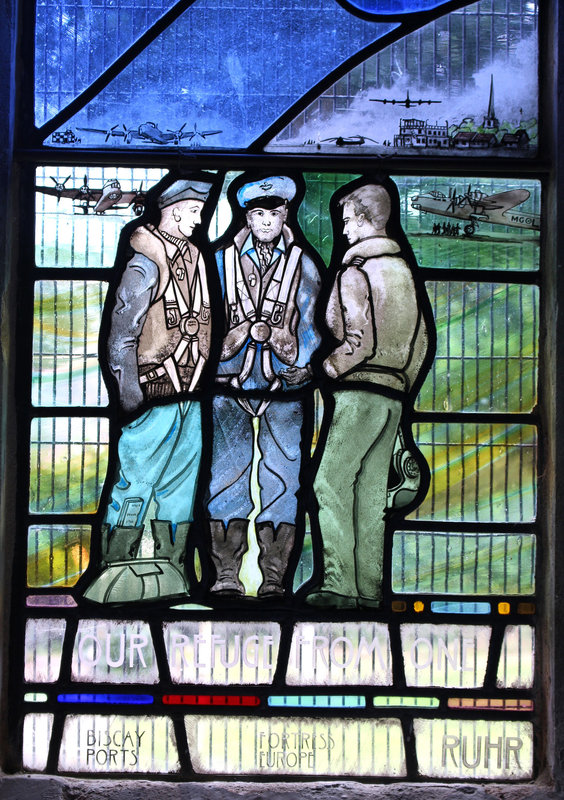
207, 395, 303, 527
105, 401, 202, 529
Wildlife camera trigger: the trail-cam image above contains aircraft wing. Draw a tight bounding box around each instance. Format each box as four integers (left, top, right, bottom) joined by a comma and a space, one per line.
78, 127, 126, 137
36, 186, 70, 198
36, 186, 103, 201
484, 189, 531, 211
120, 191, 145, 205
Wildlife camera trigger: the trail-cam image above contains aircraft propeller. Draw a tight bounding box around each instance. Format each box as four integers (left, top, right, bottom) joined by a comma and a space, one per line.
50, 175, 71, 201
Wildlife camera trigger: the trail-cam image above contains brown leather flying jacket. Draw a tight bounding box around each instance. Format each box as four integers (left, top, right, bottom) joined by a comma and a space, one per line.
323, 235, 429, 393
107, 225, 211, 411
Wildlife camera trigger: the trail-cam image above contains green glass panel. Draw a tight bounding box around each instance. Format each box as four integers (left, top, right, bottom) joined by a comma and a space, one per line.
293, 174, 540, 271
27, 524, 91, 587
300, 173, 360, 265
409, 422, 537, 522
392, 532, 536, 595
33, 281, 108, 407
29, 417, 109, 513
417, 283, 538, 412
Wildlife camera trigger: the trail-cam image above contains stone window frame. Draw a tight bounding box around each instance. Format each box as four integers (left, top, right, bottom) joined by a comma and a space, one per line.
0, 1, 562, 798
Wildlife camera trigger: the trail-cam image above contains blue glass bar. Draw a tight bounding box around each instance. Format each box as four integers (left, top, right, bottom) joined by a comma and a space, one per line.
268, 695, 365, 708
57, 693, 154, 704
430, 601, 492, 615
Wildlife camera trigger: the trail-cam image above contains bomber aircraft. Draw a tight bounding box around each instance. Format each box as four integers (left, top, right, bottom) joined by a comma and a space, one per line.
78, 121, 222, 145
36, 175, 146, 215
411, 185, 540, 236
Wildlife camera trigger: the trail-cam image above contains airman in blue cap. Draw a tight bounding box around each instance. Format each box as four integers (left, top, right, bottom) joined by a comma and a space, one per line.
206, 174, 322, 602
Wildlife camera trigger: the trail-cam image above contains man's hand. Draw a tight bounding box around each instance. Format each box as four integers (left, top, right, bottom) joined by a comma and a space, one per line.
279, 365, 312, 385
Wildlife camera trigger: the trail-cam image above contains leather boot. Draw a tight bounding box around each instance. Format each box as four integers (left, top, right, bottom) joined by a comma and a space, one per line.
150, 519, 191, 597
102, 523, 144, 564
209, 519, 249, 595
151, 520, 190, 567
256, 522, 295, 598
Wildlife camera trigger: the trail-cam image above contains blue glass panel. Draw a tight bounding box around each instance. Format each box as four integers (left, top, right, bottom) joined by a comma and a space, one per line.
430, 602, 492, 614
36, 0, 181, 126
47, 0, 396, 147
344, 0, 453, 13
268, 695, 366, 708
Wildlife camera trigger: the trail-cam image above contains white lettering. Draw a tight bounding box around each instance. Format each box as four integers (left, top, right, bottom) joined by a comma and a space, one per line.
129, 634, 148, 668
329, 636, 355, 668
410, 637, 433, 669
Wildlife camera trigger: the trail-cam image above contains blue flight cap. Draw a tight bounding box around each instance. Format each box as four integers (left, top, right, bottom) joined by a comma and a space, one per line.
237, 176, 296, 208
158, 179, 213, 208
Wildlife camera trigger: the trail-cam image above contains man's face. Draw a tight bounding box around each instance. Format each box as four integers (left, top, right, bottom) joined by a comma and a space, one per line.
246, 205, 287, 243
342, 201, 365, 245
175, 199, 204, 238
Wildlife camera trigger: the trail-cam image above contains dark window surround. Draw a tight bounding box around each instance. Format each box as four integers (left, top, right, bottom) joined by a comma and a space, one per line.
0, 1, 563, 797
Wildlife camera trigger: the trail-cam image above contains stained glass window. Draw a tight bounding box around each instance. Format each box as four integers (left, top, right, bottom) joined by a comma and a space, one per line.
3, 0, 550, 789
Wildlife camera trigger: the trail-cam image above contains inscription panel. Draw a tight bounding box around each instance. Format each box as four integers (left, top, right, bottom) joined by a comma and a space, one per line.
163, 621, 281, 685
415, 719, 533, 780
286, 622, 392, 686
71, 620, 158, 683
185, 716, 406, 776
401, 623, 491, 688
58, 715, 179, 773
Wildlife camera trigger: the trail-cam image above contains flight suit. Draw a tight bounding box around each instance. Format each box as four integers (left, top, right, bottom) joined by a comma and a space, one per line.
309, 234, 431, 608
104, 224, 212, 532
207, 223, 321, 597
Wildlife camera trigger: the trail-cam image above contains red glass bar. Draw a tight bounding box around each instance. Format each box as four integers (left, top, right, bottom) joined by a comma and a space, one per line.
162, 695, 261, 706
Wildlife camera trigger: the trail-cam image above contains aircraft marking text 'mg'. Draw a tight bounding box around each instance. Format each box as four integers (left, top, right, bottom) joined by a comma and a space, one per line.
411, 186, 540, 236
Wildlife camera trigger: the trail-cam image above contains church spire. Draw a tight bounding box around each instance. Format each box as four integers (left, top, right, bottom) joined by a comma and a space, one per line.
488, 73, 495, 118
483, 73, 499, 130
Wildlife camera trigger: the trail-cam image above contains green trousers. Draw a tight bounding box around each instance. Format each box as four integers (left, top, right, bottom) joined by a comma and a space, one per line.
314, 390, 402, 602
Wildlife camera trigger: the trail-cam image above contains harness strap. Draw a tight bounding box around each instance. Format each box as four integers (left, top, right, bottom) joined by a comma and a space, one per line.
261, 245, 301, 322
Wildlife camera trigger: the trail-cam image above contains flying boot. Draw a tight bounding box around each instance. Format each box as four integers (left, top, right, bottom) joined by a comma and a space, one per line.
208, 519, 249, 596
256, 522, 295, 598
151, 519, 191, 597
102, 522, 144, 564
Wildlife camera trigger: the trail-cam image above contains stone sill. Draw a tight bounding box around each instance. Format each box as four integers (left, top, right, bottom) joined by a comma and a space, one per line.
0, 775, 562, 800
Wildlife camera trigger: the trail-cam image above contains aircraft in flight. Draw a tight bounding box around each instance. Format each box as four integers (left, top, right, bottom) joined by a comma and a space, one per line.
78, 121, 222, 146
370, 89, 441, 108
36, 175, 146, 215
411, 185, 540, 235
